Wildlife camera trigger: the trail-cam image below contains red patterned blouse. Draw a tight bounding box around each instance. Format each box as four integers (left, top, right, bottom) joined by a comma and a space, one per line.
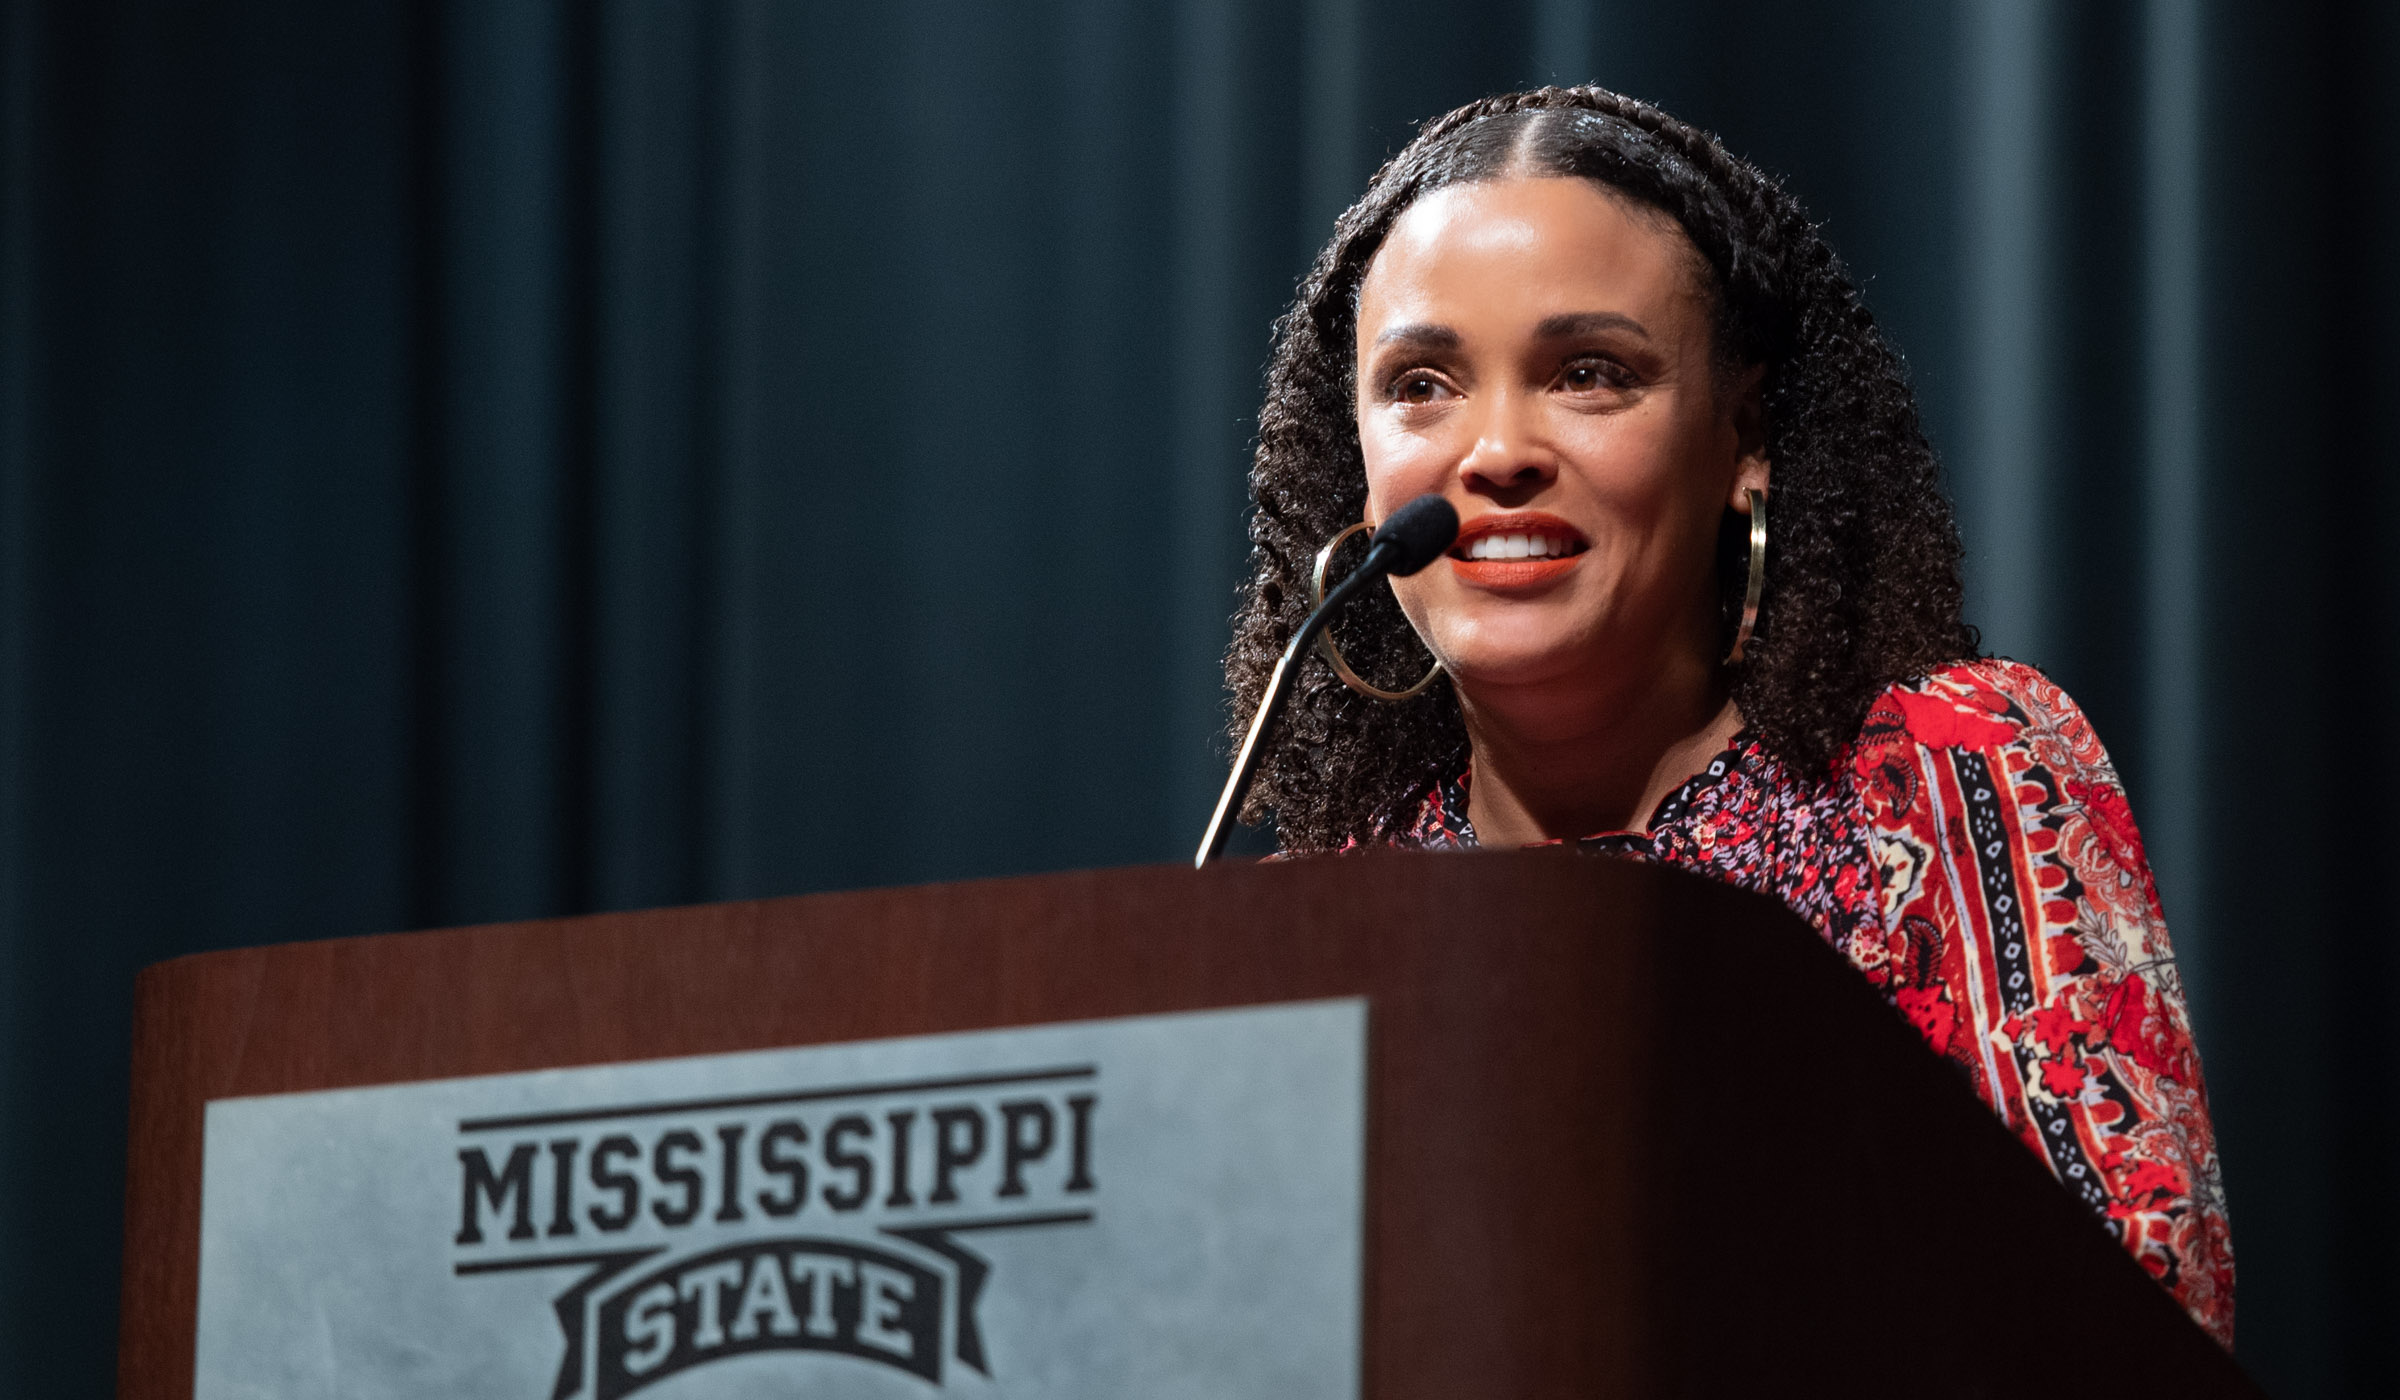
1386, 657, 2234, 1345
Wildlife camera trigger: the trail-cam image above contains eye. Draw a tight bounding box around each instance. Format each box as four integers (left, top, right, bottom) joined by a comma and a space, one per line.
1558, 357, 1632, 393
1392, 372, 1453, 405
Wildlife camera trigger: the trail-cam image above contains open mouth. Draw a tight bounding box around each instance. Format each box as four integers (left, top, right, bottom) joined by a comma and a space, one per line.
1447, 511, 1588, 587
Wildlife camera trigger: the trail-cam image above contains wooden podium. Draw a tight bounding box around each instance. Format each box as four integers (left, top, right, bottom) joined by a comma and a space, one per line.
120, 852, 2255, 1397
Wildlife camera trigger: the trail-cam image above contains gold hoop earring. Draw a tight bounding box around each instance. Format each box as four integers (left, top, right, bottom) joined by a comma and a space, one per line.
1311, 521, 1444, 701
1725, 488, 1766, 664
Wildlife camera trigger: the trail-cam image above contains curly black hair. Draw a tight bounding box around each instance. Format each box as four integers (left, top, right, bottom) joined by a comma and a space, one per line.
1226, 85, 1978, 851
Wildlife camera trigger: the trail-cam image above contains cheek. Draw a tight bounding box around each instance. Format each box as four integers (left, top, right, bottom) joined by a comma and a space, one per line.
1357, 412, 1453, 518
1566, 404, 1726, 533
1384, 570, 1444, 655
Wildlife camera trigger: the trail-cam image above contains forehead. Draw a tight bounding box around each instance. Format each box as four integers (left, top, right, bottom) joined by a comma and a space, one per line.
1358, 177, 1706, 338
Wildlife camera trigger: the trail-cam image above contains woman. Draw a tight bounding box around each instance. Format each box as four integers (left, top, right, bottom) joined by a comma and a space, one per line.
1226, 87, 2233, 1344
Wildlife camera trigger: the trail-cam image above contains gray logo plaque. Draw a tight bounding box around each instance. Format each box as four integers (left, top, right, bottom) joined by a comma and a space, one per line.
195, 998, 1366, 1399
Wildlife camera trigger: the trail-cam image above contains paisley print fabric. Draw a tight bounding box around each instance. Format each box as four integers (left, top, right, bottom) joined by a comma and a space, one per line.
1388, 658, 2233, 1345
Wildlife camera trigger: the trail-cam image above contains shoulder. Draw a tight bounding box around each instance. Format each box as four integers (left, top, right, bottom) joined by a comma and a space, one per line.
1859, 657, 2101, 760
1843, 657, 2140, 908
1850, 656, 2166, 975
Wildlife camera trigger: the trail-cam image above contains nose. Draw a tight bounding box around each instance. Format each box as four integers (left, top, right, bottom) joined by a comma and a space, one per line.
1454, 387, 1557, 497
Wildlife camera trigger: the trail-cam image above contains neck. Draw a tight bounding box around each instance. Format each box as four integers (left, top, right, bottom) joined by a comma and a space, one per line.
1457, 645, 1741, 846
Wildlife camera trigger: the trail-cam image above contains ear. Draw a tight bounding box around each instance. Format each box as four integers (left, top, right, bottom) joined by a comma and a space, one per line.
1725, 362, 1771, 510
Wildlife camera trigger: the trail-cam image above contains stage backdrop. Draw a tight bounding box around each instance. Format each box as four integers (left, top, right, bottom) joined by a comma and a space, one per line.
1, 1, 2392, 1395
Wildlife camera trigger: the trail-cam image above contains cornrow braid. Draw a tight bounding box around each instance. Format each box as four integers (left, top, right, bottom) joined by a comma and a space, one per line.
1225, 85, 1977, 851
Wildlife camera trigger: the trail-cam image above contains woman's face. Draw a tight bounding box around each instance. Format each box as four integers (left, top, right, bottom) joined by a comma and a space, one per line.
1355, 176, 1767, 697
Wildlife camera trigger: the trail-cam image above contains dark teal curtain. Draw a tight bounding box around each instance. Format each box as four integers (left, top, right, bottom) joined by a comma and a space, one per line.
2, 1, 2392, 1393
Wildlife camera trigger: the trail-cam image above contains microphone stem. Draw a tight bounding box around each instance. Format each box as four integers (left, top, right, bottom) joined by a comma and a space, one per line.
1194, 549, 1390, 867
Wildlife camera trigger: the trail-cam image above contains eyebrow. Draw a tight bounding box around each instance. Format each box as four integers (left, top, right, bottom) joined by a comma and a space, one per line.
1371, 322, 1462, 350
1534, 311, 1649, 339
1372, 312, 1650, 350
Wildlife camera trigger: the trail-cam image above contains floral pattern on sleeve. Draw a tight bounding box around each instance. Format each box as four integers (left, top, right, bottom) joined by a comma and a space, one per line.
1386, 657, 2233, 1345
1848, 659, 2233, 1345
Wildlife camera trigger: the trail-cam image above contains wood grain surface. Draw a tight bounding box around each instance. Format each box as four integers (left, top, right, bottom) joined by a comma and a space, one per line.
119, 850, 2257, 1397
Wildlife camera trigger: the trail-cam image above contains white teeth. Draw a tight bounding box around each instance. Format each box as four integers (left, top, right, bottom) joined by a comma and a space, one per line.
1466, 531, 1575, 560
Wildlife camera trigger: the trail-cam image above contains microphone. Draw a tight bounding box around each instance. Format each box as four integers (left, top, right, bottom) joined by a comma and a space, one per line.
1195, 493, 1459, 866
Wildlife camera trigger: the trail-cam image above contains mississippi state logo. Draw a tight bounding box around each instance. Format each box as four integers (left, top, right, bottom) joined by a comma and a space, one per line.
450, 1065, 1098, 1397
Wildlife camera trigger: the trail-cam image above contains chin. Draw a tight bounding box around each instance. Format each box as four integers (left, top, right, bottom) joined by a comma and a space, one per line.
1429, 622, 1600, 691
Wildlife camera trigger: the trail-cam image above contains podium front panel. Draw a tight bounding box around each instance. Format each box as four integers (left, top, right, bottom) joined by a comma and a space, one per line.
193, 1001, 1363, 1399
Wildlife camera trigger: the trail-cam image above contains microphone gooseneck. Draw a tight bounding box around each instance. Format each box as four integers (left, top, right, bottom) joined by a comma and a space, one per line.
1195, 494, 1460, 867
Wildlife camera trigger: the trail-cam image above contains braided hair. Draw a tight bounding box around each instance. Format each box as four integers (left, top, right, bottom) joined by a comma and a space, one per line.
1226, 85, 1977, 851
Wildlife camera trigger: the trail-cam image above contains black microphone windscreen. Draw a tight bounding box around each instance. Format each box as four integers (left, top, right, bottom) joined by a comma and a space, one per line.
1373, 495, 1461, 576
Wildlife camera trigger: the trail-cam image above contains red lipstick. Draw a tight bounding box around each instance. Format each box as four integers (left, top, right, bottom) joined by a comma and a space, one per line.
1446, 510, 1589, 590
